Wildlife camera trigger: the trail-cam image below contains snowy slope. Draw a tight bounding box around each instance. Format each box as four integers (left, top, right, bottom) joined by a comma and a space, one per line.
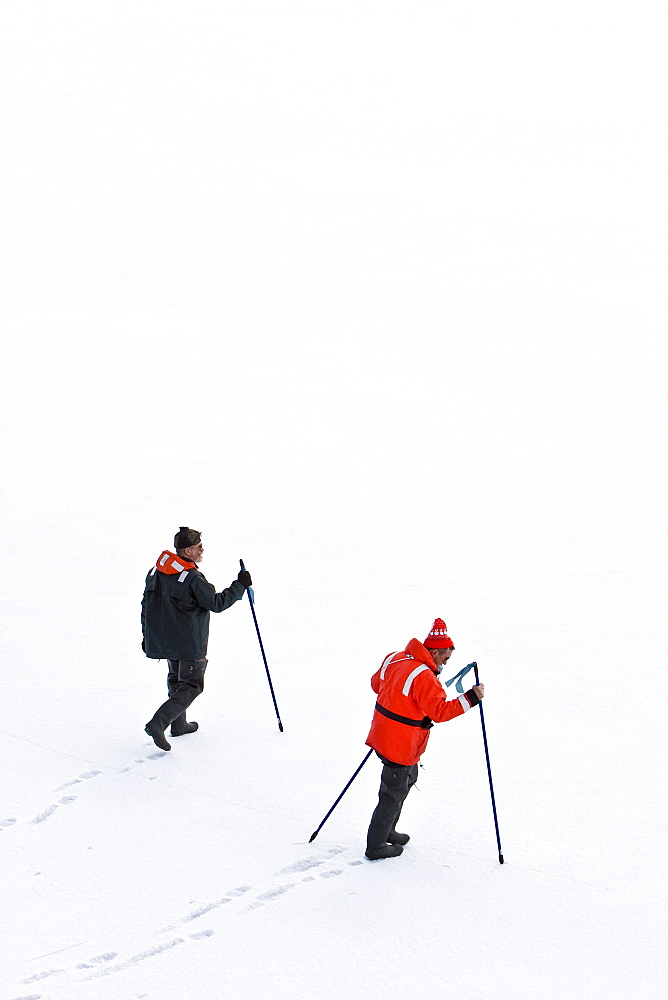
3, 562, 666, 999
1, 2, 667, 999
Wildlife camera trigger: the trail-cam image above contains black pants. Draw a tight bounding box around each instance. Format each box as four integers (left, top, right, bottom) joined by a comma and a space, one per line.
149, 658, 207, 732
366, 757, 419, 852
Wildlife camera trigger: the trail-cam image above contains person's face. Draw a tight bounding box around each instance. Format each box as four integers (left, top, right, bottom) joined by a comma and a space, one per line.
431, 647, 454, 672
184, 542, 204, 563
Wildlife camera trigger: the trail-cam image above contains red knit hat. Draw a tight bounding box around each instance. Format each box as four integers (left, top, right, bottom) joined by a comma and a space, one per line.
424, 618, 454, 649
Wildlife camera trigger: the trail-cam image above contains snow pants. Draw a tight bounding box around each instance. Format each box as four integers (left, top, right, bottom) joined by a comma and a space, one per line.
148, 658, 208, 733
366, 757, 419, 852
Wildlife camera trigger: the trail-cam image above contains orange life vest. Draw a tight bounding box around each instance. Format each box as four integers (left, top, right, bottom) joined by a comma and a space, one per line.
154, 550, 197, 576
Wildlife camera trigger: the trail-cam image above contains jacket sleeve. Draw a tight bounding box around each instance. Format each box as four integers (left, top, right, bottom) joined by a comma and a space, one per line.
370, 669, 381, 694
411, 669, 475, 723
190, 574, 246, 613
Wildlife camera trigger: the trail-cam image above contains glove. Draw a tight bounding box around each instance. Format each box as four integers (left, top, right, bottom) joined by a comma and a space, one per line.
142, 637, 146, 653
238, 569, 252, 588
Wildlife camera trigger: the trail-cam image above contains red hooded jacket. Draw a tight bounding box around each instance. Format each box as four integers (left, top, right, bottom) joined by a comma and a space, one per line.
365, 638, 478, 766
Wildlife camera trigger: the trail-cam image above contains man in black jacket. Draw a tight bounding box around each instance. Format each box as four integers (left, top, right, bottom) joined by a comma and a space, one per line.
142, 527, 252, 751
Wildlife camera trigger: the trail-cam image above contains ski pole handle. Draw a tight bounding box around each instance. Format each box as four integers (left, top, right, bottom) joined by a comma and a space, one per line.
239, 559, 255, 603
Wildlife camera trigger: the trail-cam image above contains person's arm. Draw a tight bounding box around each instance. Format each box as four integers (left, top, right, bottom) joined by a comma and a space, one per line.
190, 572, 246, 612
412, 670, 483, 722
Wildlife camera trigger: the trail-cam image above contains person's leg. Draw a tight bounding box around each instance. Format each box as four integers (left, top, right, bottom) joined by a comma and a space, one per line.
145, 659, 207, 749
366, 761, 415, 858
167, 660, 179, 697
387, 764, 418, 844
165, 660, 186, 732
167, 660, 201, 736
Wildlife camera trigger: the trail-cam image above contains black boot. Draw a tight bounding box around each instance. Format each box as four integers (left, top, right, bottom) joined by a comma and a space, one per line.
387, 830, 410, 845
365, 843, 404, 860
145, 720, 171, 751
171, 720, 199, 737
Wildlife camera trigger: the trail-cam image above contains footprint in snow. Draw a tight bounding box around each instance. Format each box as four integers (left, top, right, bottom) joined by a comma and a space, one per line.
31, 804, 59, 824
278, 855, 326, 874
1, 817, 17, 829
17, 858, 363, 990
179, 885, 252, 924
54, 770, 101, 791
25, 769, 102, 825
30, 797, 76, 824
53, 777, 82, 790
22, 967, 63, 984
85, 938, 185, 979
303, 857, 361, 881
119, 753, 165, 771
82, 930, 220, 983
245, 884, 295, 910
243, 848, 357, 909
75, 952, 118, 970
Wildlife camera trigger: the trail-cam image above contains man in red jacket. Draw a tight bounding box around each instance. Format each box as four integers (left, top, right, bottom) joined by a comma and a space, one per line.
365, 619, 484, 860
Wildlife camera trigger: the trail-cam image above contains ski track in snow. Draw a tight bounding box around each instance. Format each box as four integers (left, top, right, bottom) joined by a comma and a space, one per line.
1, 746, 168, 832
9, 748, 660, 997
9, 842, 366, 995
5, 755, 368, 995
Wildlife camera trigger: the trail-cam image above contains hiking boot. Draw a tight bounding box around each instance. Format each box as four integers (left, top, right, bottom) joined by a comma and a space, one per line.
387, 830, 410, 846
365, 843, 404, 860
145, 721, 171, 751
171, 721, 199, 737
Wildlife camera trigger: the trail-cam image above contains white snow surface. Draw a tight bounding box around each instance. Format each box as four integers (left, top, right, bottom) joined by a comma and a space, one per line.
1, 2, 667, 998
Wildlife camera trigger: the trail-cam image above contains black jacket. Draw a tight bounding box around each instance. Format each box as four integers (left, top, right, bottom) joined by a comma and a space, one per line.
142, 552, 245, 660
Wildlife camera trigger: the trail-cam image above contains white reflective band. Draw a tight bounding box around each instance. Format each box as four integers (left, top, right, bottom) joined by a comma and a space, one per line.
172, 560, 184, 571
381, 653, 414, 680
150, 567, 156, 576
178, 571, 189, 583
160, 554, 169, 565
380, 653, 397, 680
402, 664, 430, 697
457, 693, 470, 712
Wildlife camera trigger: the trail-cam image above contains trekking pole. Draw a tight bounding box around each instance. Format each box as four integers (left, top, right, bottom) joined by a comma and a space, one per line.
240, 559, 283, 732
309, 749, 373, 842
473, 662, 504, 864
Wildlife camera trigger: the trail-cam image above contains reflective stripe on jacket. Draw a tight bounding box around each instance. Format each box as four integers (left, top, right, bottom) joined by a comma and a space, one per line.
365, 637, 474, 765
